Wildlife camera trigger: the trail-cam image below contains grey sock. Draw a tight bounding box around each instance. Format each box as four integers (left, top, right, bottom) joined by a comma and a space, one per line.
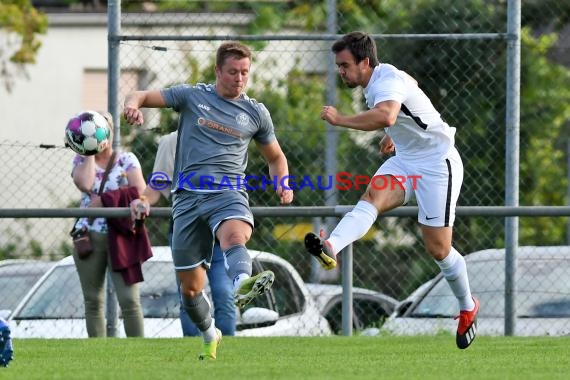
181, 292, 212, 332
224, 244, 252, 281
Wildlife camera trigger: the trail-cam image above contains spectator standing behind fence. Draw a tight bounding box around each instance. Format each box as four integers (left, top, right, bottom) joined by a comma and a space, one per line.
125, 41, 294, 360
304, 31, 479, 349
133, 130, 236, 336
71, 111, 147, 337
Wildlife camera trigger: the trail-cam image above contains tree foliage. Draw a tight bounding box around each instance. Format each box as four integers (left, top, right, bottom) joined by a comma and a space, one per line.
518, 28, 570, 244
0, 0, 47, 92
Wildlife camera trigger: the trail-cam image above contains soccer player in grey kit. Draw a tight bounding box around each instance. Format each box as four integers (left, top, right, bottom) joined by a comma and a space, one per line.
124, 41, 293, 360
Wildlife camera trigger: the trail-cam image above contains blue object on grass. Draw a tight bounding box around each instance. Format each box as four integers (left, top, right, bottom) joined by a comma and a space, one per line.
0, 318, 13, 367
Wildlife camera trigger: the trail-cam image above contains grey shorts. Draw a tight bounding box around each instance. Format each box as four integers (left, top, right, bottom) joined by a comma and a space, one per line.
170, 190, 254, 271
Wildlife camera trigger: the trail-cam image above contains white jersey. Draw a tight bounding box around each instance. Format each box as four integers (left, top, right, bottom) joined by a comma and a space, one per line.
364, 64, 456, 160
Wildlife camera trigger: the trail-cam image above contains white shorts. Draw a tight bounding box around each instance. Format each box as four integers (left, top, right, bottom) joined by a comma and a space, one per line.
375, 147, 463, 227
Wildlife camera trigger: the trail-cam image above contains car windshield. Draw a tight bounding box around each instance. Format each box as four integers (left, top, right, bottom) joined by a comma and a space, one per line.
410, 256, 570, 318
15, 261, 181, 319
263, 260, 305, 316
0, 264, 50, 312
139, 261, 180, 318
16, 265, 83, 319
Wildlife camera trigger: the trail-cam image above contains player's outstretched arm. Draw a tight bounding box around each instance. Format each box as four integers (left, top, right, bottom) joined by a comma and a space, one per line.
320, 100, 400, 131
123, 90, 167, 125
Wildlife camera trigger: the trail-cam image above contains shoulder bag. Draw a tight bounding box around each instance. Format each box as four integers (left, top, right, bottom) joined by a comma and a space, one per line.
71, 151, 116, 259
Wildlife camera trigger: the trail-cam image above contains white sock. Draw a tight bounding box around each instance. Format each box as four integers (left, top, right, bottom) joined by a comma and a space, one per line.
327, 200, 378, 253
233, 273, 250, 292
434, 247, 475, 311
203, 319, 217, 343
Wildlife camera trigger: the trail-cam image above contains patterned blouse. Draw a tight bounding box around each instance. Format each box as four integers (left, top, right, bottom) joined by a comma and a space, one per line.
72, 151, 141, 233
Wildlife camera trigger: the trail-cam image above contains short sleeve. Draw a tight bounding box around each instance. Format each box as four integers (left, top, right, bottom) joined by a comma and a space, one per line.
71, 154, 85, 177
253, 102, 276, 145
367, 73, 407, 108
161, 84, 192, 112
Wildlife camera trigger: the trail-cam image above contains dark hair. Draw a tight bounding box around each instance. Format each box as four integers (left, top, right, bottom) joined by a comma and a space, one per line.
331, 31, 379, 67
216, 41, 252, 67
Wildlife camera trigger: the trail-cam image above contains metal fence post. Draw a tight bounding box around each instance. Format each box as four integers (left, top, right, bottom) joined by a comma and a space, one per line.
324, 0, 339, 237
341, 243, 353, 336
108, 0, 121, 149
567, 139, 570, 244
106, 0, 121, 337
105, 269, 119, 337
504, 0, 521, 336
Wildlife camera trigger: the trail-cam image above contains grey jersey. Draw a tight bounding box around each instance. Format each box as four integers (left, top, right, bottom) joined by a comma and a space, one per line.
161, 83, 276, 192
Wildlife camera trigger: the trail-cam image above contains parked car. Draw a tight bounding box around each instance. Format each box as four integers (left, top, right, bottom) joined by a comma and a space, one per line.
382, 246, 570, 337
0, 260, 54, 319
8, 247, 331, 338
306, 283, 398, 334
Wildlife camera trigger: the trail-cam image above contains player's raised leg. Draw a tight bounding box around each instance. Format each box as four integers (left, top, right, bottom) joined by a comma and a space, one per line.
218, 219, 275, 309
305, 175, 405, 269
234, 270, 275, 308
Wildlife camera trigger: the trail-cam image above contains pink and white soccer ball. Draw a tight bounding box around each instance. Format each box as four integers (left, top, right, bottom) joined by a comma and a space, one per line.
64, 111, 111, 156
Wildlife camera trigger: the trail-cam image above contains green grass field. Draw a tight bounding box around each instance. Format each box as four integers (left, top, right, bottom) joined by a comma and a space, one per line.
1, 336, 569, 380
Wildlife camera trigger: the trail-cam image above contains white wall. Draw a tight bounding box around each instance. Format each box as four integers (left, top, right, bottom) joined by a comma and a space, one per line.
2, 26, 108, 144
0, 20, 111, 252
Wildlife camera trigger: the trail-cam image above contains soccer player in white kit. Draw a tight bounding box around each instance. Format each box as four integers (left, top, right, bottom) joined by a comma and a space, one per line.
305, 31, 479, 349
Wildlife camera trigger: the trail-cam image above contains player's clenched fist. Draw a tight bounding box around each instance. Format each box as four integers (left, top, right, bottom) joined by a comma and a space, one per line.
277, 188, 294, 205
123, 107, 144, 125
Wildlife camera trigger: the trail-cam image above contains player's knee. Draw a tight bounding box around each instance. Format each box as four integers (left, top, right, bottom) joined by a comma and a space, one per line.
361, 184, 403, 212
361, 185, 379, 202
180, 279, 203, 299
425, 242, 451, 260
220, 230, 251, 248
180, 286, 200, 299
218, 221, 252, 247
228, 233, 249, 246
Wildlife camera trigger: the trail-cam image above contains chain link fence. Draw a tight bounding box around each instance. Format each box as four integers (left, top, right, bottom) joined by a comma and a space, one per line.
2, 0, 570, 337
